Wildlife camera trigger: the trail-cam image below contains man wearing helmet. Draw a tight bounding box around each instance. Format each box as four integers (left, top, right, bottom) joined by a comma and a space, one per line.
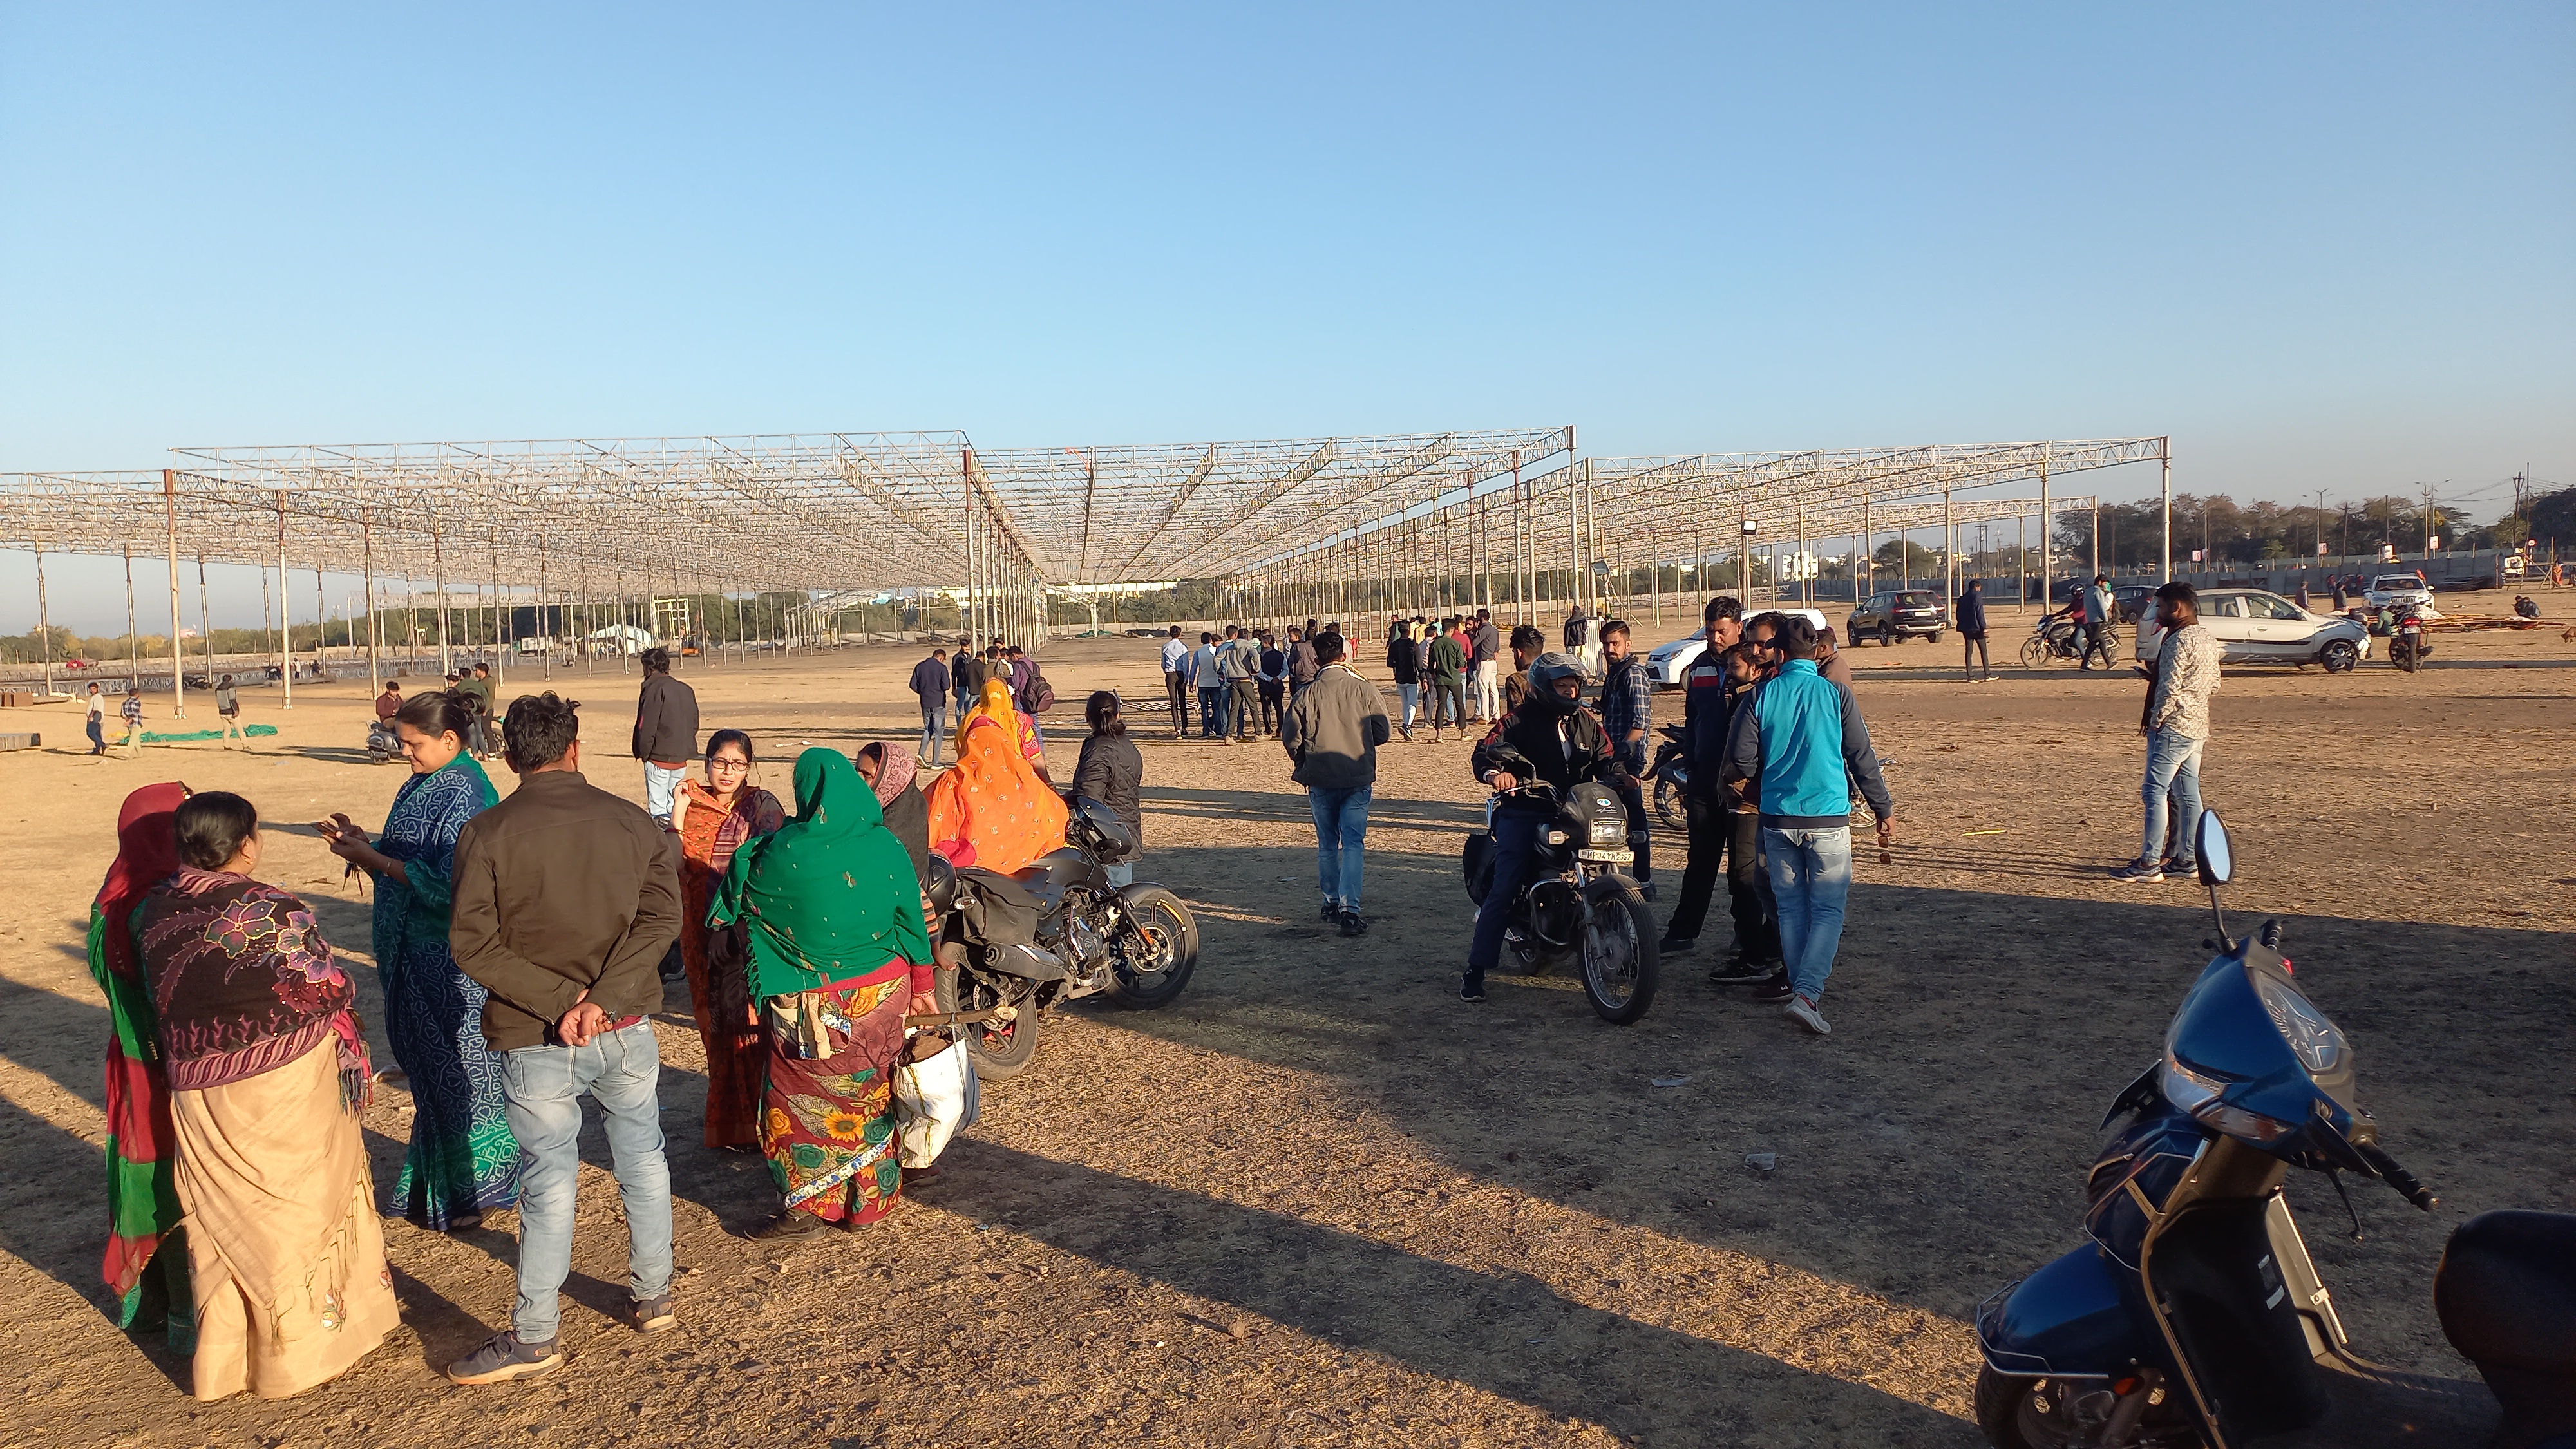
1462, 652, 1631, 1002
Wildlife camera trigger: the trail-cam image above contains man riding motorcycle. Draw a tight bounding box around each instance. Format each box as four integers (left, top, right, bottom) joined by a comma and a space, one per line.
1463, 652, 1632, 1002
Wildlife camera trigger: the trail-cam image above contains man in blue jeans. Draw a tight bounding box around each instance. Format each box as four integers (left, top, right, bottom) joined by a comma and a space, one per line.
444, 691, 683, 1383
1465, 654, 1629, 1000
2117, 582, 2220, 882
1280, 630, 1390, 938
909, 646, 951, 766
1723, 614, 1895, 1035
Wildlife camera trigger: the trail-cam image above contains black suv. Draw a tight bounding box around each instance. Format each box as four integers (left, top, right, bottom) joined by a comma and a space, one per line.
1847, 589, 1946, 645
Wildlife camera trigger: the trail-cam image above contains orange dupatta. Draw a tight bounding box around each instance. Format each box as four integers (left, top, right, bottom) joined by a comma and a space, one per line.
926, 713, 1066, 875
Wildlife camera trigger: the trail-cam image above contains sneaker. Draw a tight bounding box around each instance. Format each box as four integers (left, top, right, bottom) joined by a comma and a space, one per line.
1708, 952, 1775, 985
2162, 858, 2197, 879
444, 1331, 564, 1385
1750, 970, 1794, 1003
1338, 910, 1368, 938
1656, 934, 1697, 957
745, 1209, 828, 1241
629, 1293, 676, 1334
2110, 860, 2164, 883
1320, 901, 1342, 923
1784, 994, 1832, 1035
1459, 973, 1486, 1003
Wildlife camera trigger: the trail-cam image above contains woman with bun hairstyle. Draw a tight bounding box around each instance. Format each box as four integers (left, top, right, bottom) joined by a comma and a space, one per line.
318, 688, 519, 1229
136, 790, 400, 1399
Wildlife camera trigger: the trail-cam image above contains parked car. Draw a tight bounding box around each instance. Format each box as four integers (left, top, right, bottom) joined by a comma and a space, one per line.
2108, 584, 2159, 624
2364, 574, 2433, 609
2134, 589, 2370, 672
1643, 607, 1832, 687
1846, 590, 1946, 646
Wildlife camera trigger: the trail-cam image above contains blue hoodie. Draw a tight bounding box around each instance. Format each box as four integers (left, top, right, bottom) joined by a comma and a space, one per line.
1725, 659, 1893, 829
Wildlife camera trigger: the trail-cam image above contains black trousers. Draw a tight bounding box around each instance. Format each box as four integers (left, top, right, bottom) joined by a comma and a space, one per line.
1259, 683, 1284, 735
1665, 790, 1777, 959
2079, 621, 2111, 669
1963, 632, 1989, 678
1164, 670, 1190, 737
1613, 777, 1654, 884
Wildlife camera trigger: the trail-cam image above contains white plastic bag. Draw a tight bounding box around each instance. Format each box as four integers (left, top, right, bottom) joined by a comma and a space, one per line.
893, 1036, 980, 1170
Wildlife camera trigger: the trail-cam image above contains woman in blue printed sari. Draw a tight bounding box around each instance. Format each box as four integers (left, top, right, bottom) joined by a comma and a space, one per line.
321, 688, 520, 1228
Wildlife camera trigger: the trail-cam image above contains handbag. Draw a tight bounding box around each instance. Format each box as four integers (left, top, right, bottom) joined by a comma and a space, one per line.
893, 1034, 980, 1170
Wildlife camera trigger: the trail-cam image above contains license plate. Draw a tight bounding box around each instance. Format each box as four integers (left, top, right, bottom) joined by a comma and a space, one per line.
1576, 848, 1633, 864
2401, 627, 2419, 635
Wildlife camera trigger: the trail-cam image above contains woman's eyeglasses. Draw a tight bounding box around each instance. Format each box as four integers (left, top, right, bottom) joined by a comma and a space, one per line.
708, 758, 750, 773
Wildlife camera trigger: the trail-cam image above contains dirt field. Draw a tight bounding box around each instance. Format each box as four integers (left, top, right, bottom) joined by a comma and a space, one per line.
4, 591, 2570, 1448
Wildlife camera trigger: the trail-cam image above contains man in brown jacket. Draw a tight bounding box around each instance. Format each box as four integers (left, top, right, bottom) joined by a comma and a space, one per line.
632, 646, 698, 825
444, 691, 683, 1385
1280, 631, 1391, 938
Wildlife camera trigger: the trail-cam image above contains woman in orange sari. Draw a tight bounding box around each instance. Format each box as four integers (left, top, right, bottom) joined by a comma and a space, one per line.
668, 728, 785, 1150
927, 683, 1067, 876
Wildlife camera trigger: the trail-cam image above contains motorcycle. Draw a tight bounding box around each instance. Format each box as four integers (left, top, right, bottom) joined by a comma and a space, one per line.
926, 797, 1200, 1081
2022, 614, 2121, 668
366, 718, 401, 764
1645, 723, 1690, 828
2389, 603, 2431, 672
1460, 765, 1660, 1023
1974, 810, 2573, 1449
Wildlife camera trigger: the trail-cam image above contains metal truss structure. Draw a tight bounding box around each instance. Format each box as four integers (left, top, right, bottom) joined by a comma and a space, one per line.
1215, 439, 2170, 634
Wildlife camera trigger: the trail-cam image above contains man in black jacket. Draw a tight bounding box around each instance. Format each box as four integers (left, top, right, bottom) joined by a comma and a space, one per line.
1461, 653, 1629, 1001
445, 692, 682, 1384
632, 647, 697, 825
1658, 596, 1779, 981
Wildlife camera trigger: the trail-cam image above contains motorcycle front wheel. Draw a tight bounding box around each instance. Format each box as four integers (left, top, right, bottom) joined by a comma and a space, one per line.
1577, 876, 1658, 1025
1653, 774, 1685, 829
2018, 636, 2050, 668
1101, 886, 1200, 1010
934, 967, 1041, 1080
1973, 1365, 2202, 1449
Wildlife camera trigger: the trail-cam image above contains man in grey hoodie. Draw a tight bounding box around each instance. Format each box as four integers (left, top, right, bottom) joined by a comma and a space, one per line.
1280, 631, 1391, 938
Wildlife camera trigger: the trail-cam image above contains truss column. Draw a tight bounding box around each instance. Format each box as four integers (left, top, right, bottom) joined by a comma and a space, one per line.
2036, 464, 2051, 614
314, 565, 327, 676
1861, 493, 1873, 604
274, 497, 293, 708
540, 534, 553, 681
162, 471, 187, 718
362, 518, 381, 694
33, 549, 52, 698
2017, 509, 2029, 614
2159, 442, 2173, 582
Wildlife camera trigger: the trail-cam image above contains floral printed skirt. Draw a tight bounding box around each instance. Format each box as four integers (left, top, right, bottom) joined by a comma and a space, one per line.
759, 976, 907, 1226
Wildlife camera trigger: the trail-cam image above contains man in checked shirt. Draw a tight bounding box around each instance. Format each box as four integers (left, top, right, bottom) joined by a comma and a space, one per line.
1597, 619, 1656, 898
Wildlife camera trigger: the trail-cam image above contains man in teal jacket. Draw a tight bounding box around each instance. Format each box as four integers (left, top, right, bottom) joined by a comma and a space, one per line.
1723, 614, 1896, 1035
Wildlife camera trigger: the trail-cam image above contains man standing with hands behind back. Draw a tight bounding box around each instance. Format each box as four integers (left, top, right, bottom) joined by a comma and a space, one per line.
443, 691, 683, 1385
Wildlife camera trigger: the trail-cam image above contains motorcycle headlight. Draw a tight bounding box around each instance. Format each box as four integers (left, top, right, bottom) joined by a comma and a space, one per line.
1544, 829, 1571, 846
1588, 816, 1626, 845
2255, 975, 2345, 1074
2163, 1054, 2297, 1146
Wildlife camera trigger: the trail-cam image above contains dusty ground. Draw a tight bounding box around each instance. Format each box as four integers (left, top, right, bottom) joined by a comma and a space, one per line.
2, 590, 2570, 1448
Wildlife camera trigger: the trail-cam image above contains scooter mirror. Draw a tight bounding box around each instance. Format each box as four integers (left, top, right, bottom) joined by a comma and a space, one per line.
2196, 811, 2233, 886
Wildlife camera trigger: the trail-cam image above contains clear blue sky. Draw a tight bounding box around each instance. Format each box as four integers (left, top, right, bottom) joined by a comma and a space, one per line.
4, 3, 2570, 629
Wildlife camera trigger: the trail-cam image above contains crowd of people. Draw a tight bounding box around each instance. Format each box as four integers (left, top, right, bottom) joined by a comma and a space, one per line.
75, 592, 2230, 1401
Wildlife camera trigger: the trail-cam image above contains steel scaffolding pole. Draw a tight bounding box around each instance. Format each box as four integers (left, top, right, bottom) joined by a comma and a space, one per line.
162, 470, 186, 718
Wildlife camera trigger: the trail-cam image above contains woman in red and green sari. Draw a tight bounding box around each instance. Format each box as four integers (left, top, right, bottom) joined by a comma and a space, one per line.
89, 782, 192, 1341
711, 749, 934, 1240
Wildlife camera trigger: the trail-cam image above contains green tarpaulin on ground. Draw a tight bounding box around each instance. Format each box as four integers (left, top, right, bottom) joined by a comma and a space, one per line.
138, 724, 281, 743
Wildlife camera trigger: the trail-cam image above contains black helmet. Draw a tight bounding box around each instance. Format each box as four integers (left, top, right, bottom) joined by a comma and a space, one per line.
923, 853, 958, 917
1523, 652, 1587, 716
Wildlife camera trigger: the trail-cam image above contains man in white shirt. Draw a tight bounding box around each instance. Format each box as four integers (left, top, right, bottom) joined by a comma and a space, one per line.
84, 682, 108, 755
1159, 626, 1191, 739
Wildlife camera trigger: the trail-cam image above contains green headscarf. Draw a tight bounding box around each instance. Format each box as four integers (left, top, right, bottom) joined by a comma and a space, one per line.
713, 748, 932, 1002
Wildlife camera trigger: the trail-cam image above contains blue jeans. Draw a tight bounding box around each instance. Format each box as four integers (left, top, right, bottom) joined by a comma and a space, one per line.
2142, 728, 2205, 867
1468, 807, 1545, 978
499, 1023, 672, 1343
1397, 681, 1420, 730
1199, 686, 1227, 739
642, 761, 687, 824
1307, 784, 1371, 912
1763, 825, 1853, 1004
954, 684, 974, 726
919, 702, 947, 764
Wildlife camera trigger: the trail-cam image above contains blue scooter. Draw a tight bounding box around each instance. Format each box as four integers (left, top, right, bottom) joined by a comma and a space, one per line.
1975, 810, 2576, 1448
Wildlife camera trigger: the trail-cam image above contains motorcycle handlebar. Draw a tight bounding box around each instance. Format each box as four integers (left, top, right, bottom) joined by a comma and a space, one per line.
2354, 1140, 2439, 1212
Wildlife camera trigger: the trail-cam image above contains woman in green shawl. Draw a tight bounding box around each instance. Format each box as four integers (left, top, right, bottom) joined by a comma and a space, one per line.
712, 748, 934, 1238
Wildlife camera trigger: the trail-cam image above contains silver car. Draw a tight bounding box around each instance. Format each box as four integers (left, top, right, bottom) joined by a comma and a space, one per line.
2134, 589, 2371, 672
2365, 573, 2434, 609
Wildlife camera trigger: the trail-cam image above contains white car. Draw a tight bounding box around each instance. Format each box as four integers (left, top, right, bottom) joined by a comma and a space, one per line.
1643, 607, 1831, 688
2363, 574, 2433, 610
2134, 589, 2371, 672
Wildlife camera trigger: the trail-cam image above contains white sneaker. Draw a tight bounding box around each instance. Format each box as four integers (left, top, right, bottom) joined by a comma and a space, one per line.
1784, 994, 1831, 1035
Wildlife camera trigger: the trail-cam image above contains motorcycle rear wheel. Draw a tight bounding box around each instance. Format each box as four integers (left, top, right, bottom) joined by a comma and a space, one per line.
1974, 1365, 2202, 1449
934, 968, 1041, 1080
1102, 886, 1200, 1010
1577, 876, 1658, 1025
1653, 775, 1685, 829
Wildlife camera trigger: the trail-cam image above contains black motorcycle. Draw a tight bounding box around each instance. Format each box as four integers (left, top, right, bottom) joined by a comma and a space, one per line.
366, 718, 401, 764
927, 798, 1200, 1081
1975, 810, 2573, 1449
1461, 771, 1660, 1023
1645, 723, 1690, 828
2389, 603, 2432, 672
